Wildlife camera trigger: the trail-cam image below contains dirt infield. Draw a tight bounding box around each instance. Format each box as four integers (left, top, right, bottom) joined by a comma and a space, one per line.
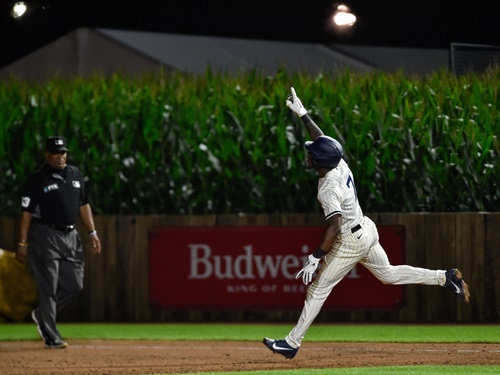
1, 340, 499, 374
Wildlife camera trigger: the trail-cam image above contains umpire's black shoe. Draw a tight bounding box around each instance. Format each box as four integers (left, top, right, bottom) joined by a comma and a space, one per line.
262, 337, 298, 359
445, 268, 470, 303
32, 309, 68, 349
45, 339, 68, 349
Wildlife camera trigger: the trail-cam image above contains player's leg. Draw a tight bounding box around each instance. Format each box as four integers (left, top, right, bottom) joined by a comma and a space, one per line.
285, 249, 361, 348
359, 217, 445, 286
361, 241, 445, 285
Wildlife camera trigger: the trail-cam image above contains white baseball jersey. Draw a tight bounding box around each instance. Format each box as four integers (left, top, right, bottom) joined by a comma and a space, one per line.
317, 159, 363, 233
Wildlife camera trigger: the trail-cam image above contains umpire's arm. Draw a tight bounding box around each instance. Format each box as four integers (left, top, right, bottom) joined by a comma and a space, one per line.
79, 204, 101, 254
15, 211, 32, 263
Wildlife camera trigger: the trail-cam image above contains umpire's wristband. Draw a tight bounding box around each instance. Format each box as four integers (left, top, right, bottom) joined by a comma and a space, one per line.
313, 247, 326, 259
88, 230, 97, 237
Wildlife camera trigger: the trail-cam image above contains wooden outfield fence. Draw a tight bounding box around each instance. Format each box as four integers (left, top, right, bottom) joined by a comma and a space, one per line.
1, 213, 499, 323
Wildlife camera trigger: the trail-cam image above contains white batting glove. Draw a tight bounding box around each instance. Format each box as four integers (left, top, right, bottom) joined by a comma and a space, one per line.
286, 87, 308, 117
295, 254, 321, 285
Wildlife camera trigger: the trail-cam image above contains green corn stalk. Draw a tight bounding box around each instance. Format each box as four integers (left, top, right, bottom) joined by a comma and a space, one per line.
0, 68, 498, 215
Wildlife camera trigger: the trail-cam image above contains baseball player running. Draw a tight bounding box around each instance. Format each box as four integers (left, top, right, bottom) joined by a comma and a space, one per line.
263, 87, 470, 359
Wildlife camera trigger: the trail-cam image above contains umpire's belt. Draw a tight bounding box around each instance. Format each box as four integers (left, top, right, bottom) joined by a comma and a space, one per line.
351, 224, 362, 233
33, 218, 75, 233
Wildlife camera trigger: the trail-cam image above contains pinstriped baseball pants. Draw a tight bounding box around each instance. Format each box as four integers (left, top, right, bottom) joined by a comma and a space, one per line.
285, 216, 446, 348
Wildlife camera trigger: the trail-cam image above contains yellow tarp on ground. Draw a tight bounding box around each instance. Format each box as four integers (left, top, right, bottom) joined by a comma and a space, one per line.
0, 249, 37, 322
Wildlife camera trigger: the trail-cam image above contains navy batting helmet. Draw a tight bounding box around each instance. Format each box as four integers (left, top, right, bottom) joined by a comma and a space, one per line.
305, 135, 344, 169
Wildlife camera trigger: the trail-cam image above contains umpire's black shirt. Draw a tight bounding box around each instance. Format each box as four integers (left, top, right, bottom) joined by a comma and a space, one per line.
21, 163, 89, 225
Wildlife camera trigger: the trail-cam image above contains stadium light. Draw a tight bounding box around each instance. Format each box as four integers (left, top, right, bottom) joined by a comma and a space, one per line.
11, 1, 28, 19
332, 5, 356, 28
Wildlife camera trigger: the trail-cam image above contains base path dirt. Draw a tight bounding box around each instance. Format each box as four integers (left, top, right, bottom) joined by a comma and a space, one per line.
1, 340, 499, 374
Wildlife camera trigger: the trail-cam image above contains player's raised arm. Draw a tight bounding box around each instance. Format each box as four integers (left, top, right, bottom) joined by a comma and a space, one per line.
286, 87, 324, 140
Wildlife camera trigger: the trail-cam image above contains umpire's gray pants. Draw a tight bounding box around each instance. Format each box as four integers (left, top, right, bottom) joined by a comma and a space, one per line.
28, 220, 84, 342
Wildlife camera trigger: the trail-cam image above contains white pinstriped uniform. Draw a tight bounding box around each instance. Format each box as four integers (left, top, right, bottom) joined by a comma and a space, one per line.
285, 159, 447, 348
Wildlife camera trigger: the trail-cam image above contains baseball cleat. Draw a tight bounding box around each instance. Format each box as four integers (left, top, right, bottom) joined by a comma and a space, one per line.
444, 268, 470, 303
262, 337, 298, 359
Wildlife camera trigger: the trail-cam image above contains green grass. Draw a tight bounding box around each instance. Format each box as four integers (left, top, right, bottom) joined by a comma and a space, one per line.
1, 323, 498, 375
1, 323, 499, 342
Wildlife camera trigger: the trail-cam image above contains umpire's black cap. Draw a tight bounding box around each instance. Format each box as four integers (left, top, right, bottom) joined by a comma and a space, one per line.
45, 136, 69, 154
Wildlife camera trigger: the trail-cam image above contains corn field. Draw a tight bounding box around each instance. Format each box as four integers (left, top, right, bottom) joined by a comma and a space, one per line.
0, 67, 498, 215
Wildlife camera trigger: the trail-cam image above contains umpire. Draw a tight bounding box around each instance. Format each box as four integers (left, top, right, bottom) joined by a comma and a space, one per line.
15, 136, 101, 349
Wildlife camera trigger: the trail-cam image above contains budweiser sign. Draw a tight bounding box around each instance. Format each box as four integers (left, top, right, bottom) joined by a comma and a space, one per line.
148, 226, 405, 309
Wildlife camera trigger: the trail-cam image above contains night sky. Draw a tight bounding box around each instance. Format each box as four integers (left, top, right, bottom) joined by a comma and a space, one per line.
1, 0, 497, 69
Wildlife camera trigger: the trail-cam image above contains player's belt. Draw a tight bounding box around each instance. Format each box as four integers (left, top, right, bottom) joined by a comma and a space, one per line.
33, 218, 75, 233
351, 224, 361, 233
